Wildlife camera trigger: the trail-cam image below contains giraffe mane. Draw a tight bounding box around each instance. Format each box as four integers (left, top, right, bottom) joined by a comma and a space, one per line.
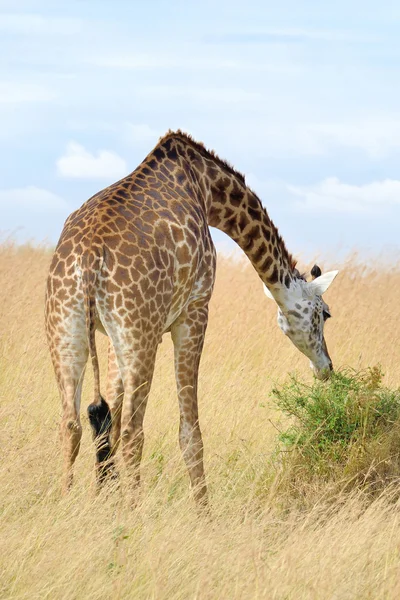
159, 129, 246, 185
158, 129, 297, 272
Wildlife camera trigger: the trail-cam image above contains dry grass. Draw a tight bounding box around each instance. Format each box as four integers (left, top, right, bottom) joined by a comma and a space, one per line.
1, 242, 400, 599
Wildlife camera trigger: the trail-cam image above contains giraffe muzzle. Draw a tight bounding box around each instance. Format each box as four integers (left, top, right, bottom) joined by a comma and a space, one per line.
310, 356, 333, 380
314, 363, 333, 381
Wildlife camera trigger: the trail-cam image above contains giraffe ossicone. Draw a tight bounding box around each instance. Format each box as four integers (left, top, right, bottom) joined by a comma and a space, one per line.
45, 130, 339, 502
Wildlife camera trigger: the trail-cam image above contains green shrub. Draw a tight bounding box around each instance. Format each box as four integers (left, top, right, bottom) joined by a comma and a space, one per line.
268, 367, 400, 502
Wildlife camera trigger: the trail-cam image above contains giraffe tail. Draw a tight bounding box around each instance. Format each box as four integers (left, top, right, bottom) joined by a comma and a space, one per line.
82, 251, 112, 477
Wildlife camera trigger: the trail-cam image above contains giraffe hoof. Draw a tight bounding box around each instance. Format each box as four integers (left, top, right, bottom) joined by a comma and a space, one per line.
97, 458, 119, 487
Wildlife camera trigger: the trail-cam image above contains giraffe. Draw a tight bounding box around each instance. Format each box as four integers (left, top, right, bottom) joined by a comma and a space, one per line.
45, 130, 339, 503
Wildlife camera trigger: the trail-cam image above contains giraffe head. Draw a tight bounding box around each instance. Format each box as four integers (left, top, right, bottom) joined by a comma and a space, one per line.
264, 265, 339, 380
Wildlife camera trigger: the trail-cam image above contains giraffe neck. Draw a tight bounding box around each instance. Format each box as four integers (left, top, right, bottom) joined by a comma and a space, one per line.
151, 132, 297, 305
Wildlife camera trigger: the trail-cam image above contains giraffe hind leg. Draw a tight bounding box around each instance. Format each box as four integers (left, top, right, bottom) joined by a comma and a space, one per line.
61, 382, 83, 494
52, 359, 86, 494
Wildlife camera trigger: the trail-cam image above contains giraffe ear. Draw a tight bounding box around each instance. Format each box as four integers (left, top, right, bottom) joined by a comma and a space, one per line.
264, 284, 275, 301
311, 264, 322, 280
307, 270, 339, 296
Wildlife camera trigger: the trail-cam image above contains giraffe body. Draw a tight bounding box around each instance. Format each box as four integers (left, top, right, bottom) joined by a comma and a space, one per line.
46, 131, 338, 500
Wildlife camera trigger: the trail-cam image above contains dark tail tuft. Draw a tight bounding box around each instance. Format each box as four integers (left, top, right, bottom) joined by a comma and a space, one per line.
88, 396, 113, 479
88, 395, 111, 438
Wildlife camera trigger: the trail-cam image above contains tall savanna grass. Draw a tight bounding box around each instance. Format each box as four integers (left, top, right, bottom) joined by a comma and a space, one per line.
1, 241, 400, 599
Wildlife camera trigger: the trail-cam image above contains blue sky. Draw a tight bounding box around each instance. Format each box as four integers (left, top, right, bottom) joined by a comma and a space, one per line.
1, 0, 400, 260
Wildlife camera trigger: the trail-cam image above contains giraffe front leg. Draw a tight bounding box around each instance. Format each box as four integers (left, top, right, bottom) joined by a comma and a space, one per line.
171, 300, 209, 507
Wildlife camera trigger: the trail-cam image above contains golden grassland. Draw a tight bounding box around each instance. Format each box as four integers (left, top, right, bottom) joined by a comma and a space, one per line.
1, 242, 400, 599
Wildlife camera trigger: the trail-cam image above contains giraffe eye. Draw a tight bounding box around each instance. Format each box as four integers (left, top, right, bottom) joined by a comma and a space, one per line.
323, 310, 331, 321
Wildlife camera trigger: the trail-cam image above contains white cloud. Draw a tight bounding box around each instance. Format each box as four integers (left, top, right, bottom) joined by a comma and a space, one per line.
270, 27, 378, 42
241, 117, 400, 159
211, 28, 380, 43
0, 186, 71, 243
0, 81, 56, 104
137, 85, 261, 107
0, 186, 69, 212
257, 124, 324, 157
125, 123, 160, 145
288, 177, 400, 213
86, 53, 300, 74
309, 120, 400, 158
57, 142, 127, 180
87, 54, 196, 69
0, 14, 82, 35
